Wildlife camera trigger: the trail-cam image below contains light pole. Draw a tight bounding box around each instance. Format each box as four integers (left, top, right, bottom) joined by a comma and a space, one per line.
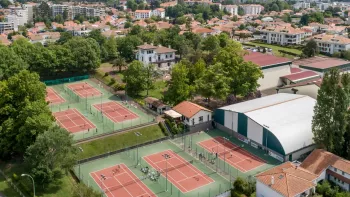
78, 147, 83, 179
223, 137, 229, 173
21, 174, 35, 197
135, 132, 142, 166
162, 154, 171, 192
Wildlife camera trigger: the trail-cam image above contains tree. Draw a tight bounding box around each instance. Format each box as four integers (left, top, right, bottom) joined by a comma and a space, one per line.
195, 63, 231, 103
300, 14, 309, 26
302, 39, 319, 57
25, 126, 78, 187
164, 61, 194, 105
214, 44, 263, 96
57, 32, 73, 44
63, 9, 68, 21
113, 55, 127, 72
202, 35, 220, 51
101, 37, 118, 61
188, 58, 206, 84
312, 69, 348, 153
0, 70, 53, 159
144, 64, 155, 96
116, 36, 143, 62
64, 37, 101, 72
0, 45, 27, 80
238, 7, 244, 16
124, 61, 148, 96
126, 0, 138, 11
270, 3, 280, 12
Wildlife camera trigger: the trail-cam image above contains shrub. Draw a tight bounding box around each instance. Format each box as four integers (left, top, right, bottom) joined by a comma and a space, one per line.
110, 78, 116, 85
12, 173, 19, 182
104, 72, 109, 77
158, 122, 168, 136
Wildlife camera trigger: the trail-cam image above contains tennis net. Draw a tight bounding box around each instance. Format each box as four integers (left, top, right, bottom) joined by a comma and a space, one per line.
159, 160, 194, 173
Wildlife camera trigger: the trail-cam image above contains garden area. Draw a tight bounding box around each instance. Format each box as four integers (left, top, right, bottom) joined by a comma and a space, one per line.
245, 41, 302, 58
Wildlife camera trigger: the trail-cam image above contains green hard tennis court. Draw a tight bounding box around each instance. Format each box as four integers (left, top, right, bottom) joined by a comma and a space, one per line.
73, 130, 281, 197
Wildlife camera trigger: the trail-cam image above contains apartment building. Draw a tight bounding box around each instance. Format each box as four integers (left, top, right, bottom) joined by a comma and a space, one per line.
240, 4, 264, 15
260, 26, 305, 45
312, 34, 350, 54
221, 5, 238, 16
135, 43, 176, 70
293, 2, 311, 9
134, 9, 165, 19
0, 22, 14, 34
6, 9, 28, 28
51, 4, 104, 20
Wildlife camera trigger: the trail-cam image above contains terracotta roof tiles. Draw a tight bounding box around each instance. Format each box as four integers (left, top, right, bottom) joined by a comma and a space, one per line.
173, 101, 211, 118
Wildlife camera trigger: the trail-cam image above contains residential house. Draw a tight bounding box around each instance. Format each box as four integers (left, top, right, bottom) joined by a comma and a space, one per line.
300, 149, 350, 191
144, 97, 170, 114
172, 101, 212, 130
34, 22, 46, 31
256, 162, 318, 197
221, 5, 238, 16
135, 43, 176, 70
29, 32, 60, 45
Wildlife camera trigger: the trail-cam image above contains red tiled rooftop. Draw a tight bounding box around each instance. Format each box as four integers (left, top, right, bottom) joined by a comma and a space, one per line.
291, 67, 302, 73
297, 58, 349, 70
281, 71, 320, 82
244, 52, 291, 67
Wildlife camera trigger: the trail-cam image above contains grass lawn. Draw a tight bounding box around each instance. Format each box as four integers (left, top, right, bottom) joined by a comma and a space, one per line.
246, 42, 302, 58
77, 124, 166, 160
141, 80, 167, 99
100, 62, 113, 68
0, 176, 21, 197
0, 161, 76, 197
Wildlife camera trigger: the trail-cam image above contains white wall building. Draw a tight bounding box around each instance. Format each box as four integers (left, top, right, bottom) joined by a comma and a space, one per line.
312, 34, 350, 55
172, 101, 212, 127
240, 4, 264, 15
51, 4, 104, 20
215, 94, 316, 162
134, 9, 165, 19
221, 5, 238, 16
0, 22, 14, 34
135, 43, 176, 70
260, 26, 305, 45
293, 2, 311, 9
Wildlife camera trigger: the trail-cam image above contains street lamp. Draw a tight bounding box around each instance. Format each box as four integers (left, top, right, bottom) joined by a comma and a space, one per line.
21, 174, 35, 197
162, 154, 171, 191
135, 132, 142, 166
223, 137, 230, 173
78, 147, 83, 179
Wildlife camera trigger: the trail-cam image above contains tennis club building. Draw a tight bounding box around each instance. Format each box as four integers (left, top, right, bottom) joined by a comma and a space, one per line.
214, 93, 316, 162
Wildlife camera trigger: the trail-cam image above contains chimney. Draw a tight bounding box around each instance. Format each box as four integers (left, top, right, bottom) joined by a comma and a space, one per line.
271, 176, 274, 185
168, 45, 171, 49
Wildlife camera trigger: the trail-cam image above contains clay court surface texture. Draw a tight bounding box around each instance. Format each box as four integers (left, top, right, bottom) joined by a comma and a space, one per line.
93, 101, 139, 123
53, 109, 96, 133
67, 82, 102, 98
91, 163, 156, 197
198, 137, 265, 173
46, 87, 65, 105
143, 150, 214, 193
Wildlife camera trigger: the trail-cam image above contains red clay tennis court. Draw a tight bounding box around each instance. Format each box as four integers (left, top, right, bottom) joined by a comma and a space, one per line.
53, 109, 96, 133
198, 137, 265, 173
90, 163, 156, 197
46, 87, 65, 105
67, 82, 102, 98
143, 150, 214, 193
93, 101, 139, 123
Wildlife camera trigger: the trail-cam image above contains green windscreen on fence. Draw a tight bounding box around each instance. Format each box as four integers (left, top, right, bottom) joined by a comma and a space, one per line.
43, 75, 89, 85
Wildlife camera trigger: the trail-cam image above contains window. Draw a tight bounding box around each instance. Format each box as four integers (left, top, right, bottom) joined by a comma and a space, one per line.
199, 116, 203, 122
167, 62, 171, 67
334, 168, 338, 172
170, 54, 173, 58
166, 55, 168, 58
342, 171, 345, 175
149, 57, 151, 62
141, 57, 143, 61
158, 55, 160, 60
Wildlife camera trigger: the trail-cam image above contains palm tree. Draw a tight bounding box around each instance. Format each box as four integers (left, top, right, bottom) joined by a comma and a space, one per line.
112, 56, 127, 72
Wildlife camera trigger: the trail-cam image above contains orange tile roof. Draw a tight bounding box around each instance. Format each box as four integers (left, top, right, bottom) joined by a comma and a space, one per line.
256, 162, 317, 197
135, 10, 151, 13
300, 149, 350, 175
313, 34, 350, 45
172, 101, 211, 118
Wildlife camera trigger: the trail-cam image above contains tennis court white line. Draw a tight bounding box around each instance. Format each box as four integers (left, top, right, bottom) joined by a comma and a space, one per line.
143, 155, 189, 193
123, 170, 154, 197
121, 165, 156, 197
93, 172, 116, 197
165, 150, 214, 184
112, 174, 132, 197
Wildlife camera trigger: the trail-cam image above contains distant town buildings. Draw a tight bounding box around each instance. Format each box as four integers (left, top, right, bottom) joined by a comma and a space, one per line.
221, 5, 238, 16
134, 8, 165, 19
293, 2, 311, 9
312, 34, 350, 55
240, 4, 264, 15
51, 4, 105, 20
